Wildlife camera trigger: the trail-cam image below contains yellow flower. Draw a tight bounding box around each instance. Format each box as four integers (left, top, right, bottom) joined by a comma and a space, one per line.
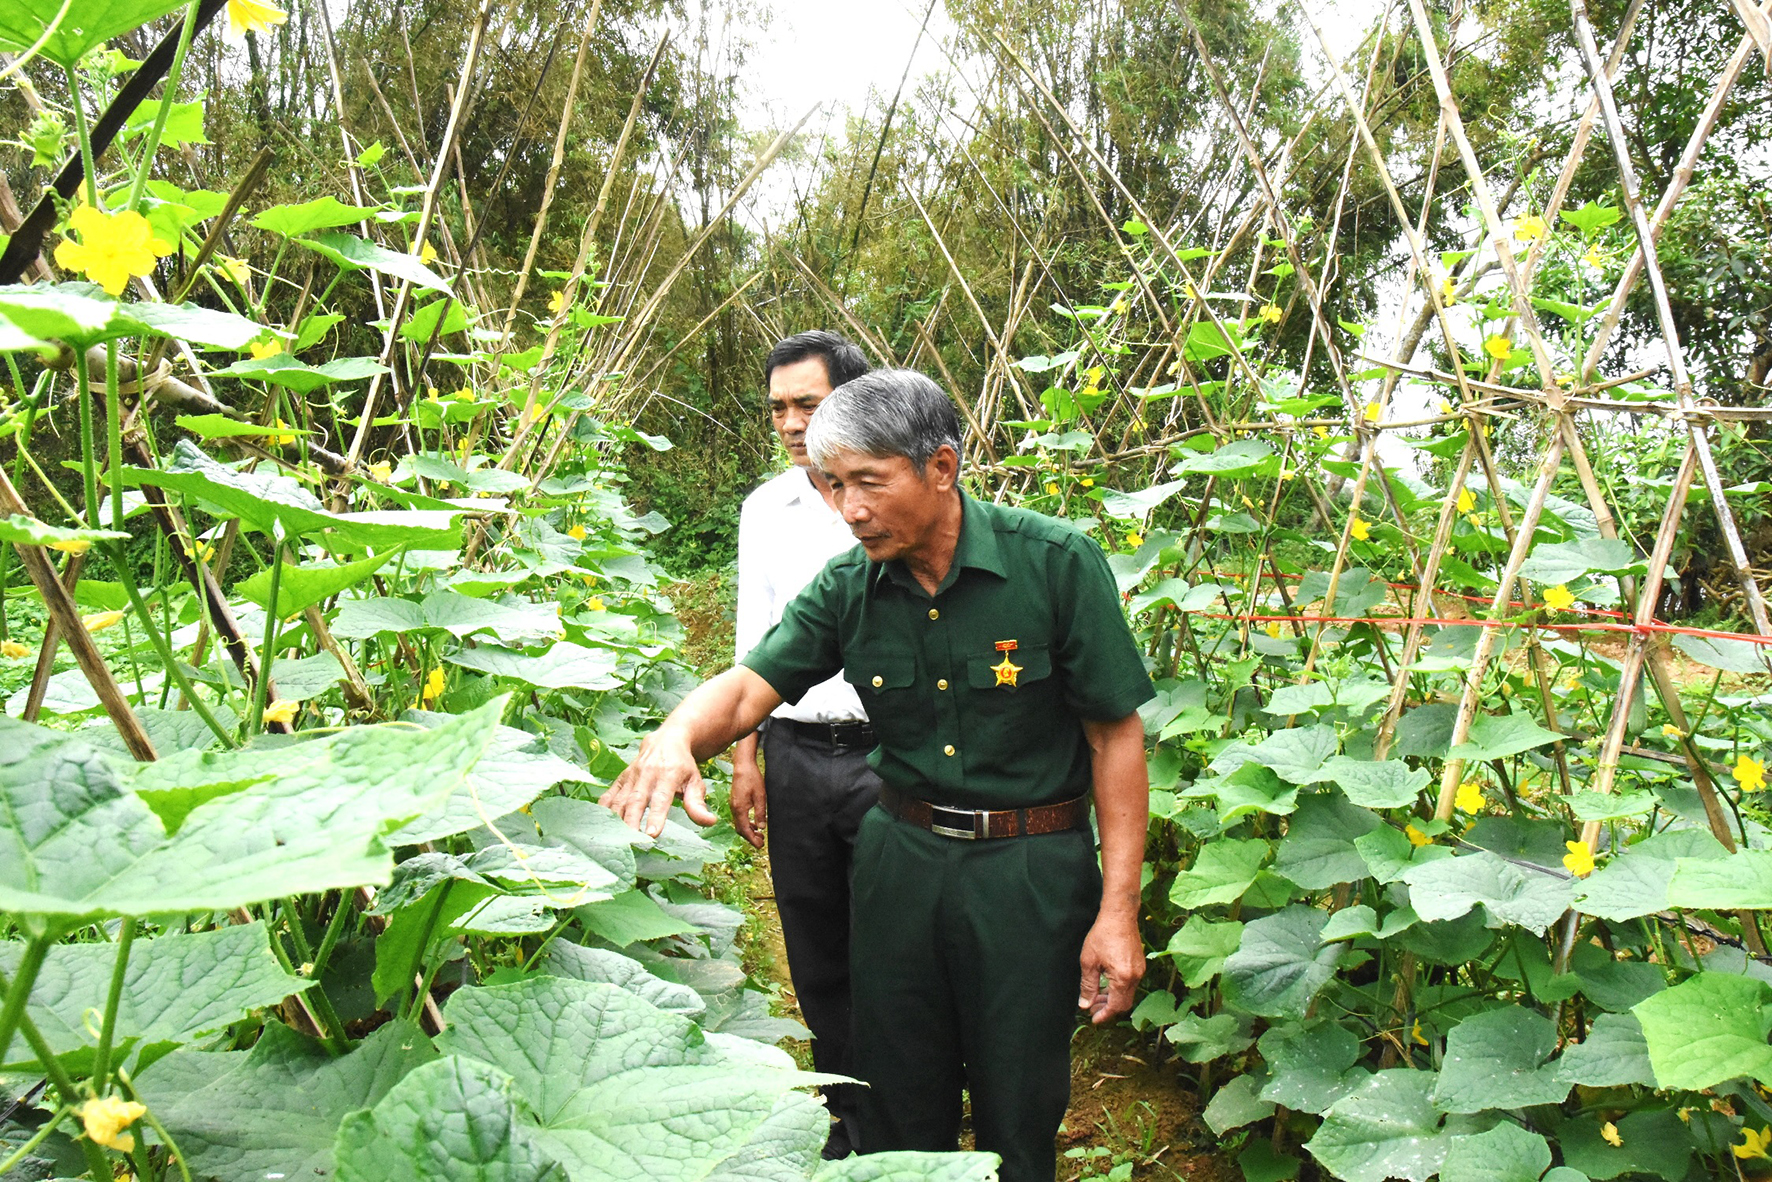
1363, 400, 1380, 423
1405, 825, 1431, 848
1455, 488, 1476, 514
567, 524, 587, 540
1, 639, 32, 659
1483, 335, 1512, 361
1563, 840, 1596, 877
78, 1096, 147, 1153
367, 460, 392, 483
1439, 277, 1457, 305
1543, 585, 1576, 611
82, 610, 125, 633
54, 206, 174, 296
262, 699, 299, 725
1514, 214, 1549, 244
216, 255, 252, 286
1258, 303, 1282, 323
1662, 724, 1686, 740
419, 241, 438, 264
1735, 1126, 1772, 1161
1182, 282, 1198, 300
1125, 532, 1143, 548
1411, 1020, 1429, 1046
548, 289, 568, 315
1581, 244, 1605, 269
1312, 424, 1330, 440
1278, 469, 1295, 482
423, 666, 445, 702
1455, 781, 1485, 815
268, 419, 296, 446
1466, 512, 1485, 528
1350, 517, 1371, 542
453, 389, 475, 401
585, 596, 605, 611
1264, 621, 1282, 639
1601, 1121, 1623, 1148
49, 537, 92, 555
1735, 755, 1767, 793
249, 338, 283, 361
426, 386, 440, 403
184, 540, 214, 563
226, 0, 287, 38
1080, 478, 1094, 488
1044, 483, 1059, 497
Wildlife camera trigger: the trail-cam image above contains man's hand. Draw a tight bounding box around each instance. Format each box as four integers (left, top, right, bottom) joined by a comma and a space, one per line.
1077, 912, 1144, 1024
600, 726, 720, 837
730, 743, 768, 849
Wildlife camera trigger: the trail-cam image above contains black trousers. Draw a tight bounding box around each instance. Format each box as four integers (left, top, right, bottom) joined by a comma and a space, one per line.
760, 719, 883, 1157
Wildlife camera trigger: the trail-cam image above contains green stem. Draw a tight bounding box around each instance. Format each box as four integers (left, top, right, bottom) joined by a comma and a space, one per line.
258, 906, 349, 1055
0, 1105, 70, 1176
135, 1100, 193, 1182
248, 529, 287, 736
74, 347, 99, 525
308, 891, 355, 983
104, 341, 122, 531
124, 0, 203, 213
0, 935, 50, 1067
406, 955, 448, 1026
62, 62, 98, 206
100, 539, 234, 748
89, 918, 136, 1095
280, 897, 315, 962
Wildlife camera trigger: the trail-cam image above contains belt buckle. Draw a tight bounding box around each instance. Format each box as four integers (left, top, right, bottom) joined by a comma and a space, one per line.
929, 805, 980, 840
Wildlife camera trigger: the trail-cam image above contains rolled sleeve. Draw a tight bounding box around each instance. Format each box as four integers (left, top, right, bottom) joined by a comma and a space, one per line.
739, 562, 845, 706
1052, 535, 1156, 720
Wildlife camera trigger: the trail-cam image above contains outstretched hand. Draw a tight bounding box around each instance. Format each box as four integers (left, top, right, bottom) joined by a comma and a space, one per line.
600, 728, 721, 837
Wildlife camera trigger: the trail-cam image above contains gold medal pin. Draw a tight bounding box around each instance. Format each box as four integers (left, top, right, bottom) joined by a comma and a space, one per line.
991, 639, 1022, 687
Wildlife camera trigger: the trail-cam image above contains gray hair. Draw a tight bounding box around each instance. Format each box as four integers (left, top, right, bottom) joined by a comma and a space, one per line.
805, 368, 964, 470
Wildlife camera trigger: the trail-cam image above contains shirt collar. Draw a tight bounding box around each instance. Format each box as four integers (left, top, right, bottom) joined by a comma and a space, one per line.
873, 490, 1006, 596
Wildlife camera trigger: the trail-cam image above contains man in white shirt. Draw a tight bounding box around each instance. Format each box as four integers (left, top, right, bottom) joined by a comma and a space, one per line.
731, 330, 877, 1158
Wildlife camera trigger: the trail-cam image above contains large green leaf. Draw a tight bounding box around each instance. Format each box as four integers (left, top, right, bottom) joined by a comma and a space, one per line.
536, 943, 706, 1019
1169, 838, 1269, 908
1311, 757, 1430, 809
124, 440, 463, 550
1212, 725, 1338, 784
1273, 792, 1380, 890
295, 233, 453, 294
1165, 1012, 1253, 1062
436, 977, 830, 1182
1554, 1013, 1654, 1087
0, 922, 306, 1070
1573, 829, 1726, 921
334, 1056, 565, 1182
0, 513, 130, 548
387, 716, 596, 846
236, 551, 394, 617
1632, 972, 1772, 1090
1446, 712, 1565, 763
1432, 1008, 1569, 1113
1440, 1122, 1551, 1182
251, 197, 385, 237
1305, 1070, 1448, 1182
212, 354, 389, 393
1165, 916, 1243, 988
1518, 537, 1640, 585
525, 797, 643, 887
420, 589, 564, 644
1257, 1019, 1363, 1115
1399, 851, 1574, 935
1556, 1109, 1691, 1182
1665, 848, 1772, 909
0, 703, 500, 920
573, 889, 702, 947
137, 1019, 438, 1182
445, 641, 623, 691
0, 0, 189, 68
1222, 906, 1342, 1019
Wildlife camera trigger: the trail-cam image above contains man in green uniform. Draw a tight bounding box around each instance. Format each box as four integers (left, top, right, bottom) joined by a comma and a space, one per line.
602, 368, 1153, 1182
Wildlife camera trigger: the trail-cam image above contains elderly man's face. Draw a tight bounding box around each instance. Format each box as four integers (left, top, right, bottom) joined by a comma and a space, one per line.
820, 445, 958, 564
767, 357, 834, 468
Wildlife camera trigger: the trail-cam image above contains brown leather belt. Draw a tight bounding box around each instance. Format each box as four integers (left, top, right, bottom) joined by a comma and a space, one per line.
877, 784, 1091, 840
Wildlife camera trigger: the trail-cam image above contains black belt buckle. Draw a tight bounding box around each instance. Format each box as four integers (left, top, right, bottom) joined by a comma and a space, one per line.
929, 804, 981, 840
827, 721, 873, 749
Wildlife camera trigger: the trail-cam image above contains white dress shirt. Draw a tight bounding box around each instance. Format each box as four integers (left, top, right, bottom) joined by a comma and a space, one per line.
735, 465, 868, 723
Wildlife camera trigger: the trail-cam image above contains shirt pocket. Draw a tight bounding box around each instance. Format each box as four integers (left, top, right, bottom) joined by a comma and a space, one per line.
965, 643, 1053, 694
845, 653, 918, 695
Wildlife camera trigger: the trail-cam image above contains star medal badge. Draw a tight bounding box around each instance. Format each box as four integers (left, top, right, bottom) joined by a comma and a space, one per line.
991, 639, 1022, 687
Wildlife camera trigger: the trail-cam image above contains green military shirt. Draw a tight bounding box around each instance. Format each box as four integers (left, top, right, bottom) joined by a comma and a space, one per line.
742, 491, 1154, 808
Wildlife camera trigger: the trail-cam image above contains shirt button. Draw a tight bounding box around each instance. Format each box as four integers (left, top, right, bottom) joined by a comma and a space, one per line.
871, 675, 883, 687
937, 678, 949, 690
928, 608, 940, 620
943, 744, 956, 756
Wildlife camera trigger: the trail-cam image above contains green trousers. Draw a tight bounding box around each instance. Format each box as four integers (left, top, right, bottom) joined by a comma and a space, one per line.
849, 806, 1101, 1182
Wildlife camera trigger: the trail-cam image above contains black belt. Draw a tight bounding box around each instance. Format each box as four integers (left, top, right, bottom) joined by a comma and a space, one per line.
877, 784, 1091, 840
776, 717, 876, 749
